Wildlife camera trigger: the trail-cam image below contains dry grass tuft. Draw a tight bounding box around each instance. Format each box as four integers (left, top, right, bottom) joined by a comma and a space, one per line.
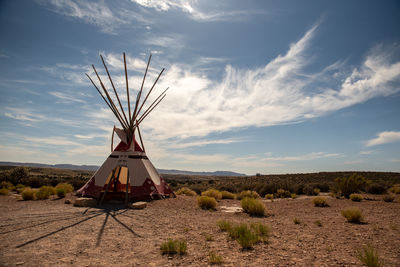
358, 245, 383, 267
202, 189, 222, 200
220, 191, 235, 199
217, 220, 232, 232
312, 197, 329, 207
175, 187, 197, 196
160, 239, 187, 255
197, 196, 217, 210
241, 197, 265, 217
350, 194, 363, 202
208, 251, 223, 265
265, 194, 274, 200
236, 190, 260, 200
55, 183, 74, 193
342, 208, 364, 223
21, 188, 36, 200
0, 188, 9, 195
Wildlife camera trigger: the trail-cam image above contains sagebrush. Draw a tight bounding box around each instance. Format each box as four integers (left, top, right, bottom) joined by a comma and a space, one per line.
342, 208, 364, 223
202, 189, 222, 200
312, 197, 329, 207
241, 197, 265, 217
197, 196, 217, 210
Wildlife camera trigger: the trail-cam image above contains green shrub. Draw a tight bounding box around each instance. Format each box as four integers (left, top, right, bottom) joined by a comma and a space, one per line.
55, 183, 74, 193
342, 208, 364, 223
265, 194, 274, 200
35, 186, 55, 200
1, 181, 15, 191
241, 197, 265, 217
56, 187, 66, 198
389, 184, 400, 194
208, 251, 223, 265
160, 239, 187, 255
293, 218, 301, 224
220, 191, 235, 199
16, 184, 26, 193
276, 188, 291, 198
236, 190, 260, 200
202, 189, 222, 200
335, 173, 370, 198
229, 223, 259, 249
0, 188, 9, 195
250, 222, 270, 242
312, 197, 329, 207
9, 166, 29, 185
358, 245, 383, 267
175, 187, 197, 196
312, 188, 320, 196
291, 193, 297, 199
219, 221, 270, 249
197, 196, 217, 210
383, 194, 395, 202
217, 220, 232, 232
350, 194, 363, 202
21, 188, 35, 200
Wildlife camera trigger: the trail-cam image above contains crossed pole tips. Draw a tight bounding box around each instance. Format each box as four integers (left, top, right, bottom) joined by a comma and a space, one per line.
85, 52, 168, 145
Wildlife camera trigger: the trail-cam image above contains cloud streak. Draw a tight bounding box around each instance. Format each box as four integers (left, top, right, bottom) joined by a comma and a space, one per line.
139, 24, 400, 141
366, 131, 400, 147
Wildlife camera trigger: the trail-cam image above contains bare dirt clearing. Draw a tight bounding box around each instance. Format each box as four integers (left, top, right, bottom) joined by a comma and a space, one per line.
0, 194, 399, 266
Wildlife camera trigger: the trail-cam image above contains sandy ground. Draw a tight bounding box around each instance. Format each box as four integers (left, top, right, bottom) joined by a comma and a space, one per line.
0, 193, 399, 266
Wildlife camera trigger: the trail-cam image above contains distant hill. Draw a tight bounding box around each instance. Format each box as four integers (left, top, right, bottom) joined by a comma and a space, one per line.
0, 161, 246, 177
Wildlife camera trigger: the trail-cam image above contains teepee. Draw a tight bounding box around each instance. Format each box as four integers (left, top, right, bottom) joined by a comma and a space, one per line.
77, 53, 174, 203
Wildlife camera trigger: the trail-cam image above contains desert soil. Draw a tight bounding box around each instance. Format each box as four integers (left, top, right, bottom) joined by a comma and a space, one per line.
0, 193, 399, 266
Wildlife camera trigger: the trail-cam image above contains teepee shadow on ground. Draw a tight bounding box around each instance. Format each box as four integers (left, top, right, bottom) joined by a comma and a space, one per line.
3, 205, 142, 249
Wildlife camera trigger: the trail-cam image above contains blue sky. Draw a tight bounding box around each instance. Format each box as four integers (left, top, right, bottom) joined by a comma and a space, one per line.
0, 0, 400, 175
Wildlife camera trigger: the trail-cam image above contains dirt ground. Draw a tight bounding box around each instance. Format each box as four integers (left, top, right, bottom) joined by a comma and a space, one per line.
0, 193, 399, 266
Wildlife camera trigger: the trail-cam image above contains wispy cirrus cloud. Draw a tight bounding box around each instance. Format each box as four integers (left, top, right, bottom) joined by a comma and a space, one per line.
166, 138, 243, 149
264, 152, 341, 161
137, 23, 400, 140
3, 107, 46, 122
49, 91, 86, 103
366, 131, 400, 147
131, 0, 265, 22
37, 0, 142, 34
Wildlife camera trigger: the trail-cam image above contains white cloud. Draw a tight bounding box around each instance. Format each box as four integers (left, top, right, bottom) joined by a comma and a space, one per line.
366, 131, 400, 147
138, 24, 400, 140
166, 138, 242, 149
39, 0, 136, 34
49, 91, 86, 103
264, 152, 341, 162
3, 107, 46, 122
131, 0, 265, 22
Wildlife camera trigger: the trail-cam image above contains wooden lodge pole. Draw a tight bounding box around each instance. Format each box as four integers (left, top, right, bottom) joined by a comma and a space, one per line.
123, 53, 131, 125
92, 65, 129, 129
131, 68, 165, 126
136, 94, 166, 125
136, 121, 145, 152
100, 55, 130, 128
131, 54, 152, 129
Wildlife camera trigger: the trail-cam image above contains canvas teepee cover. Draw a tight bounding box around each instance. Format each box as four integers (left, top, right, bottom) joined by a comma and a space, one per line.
77, 53, 174, 201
